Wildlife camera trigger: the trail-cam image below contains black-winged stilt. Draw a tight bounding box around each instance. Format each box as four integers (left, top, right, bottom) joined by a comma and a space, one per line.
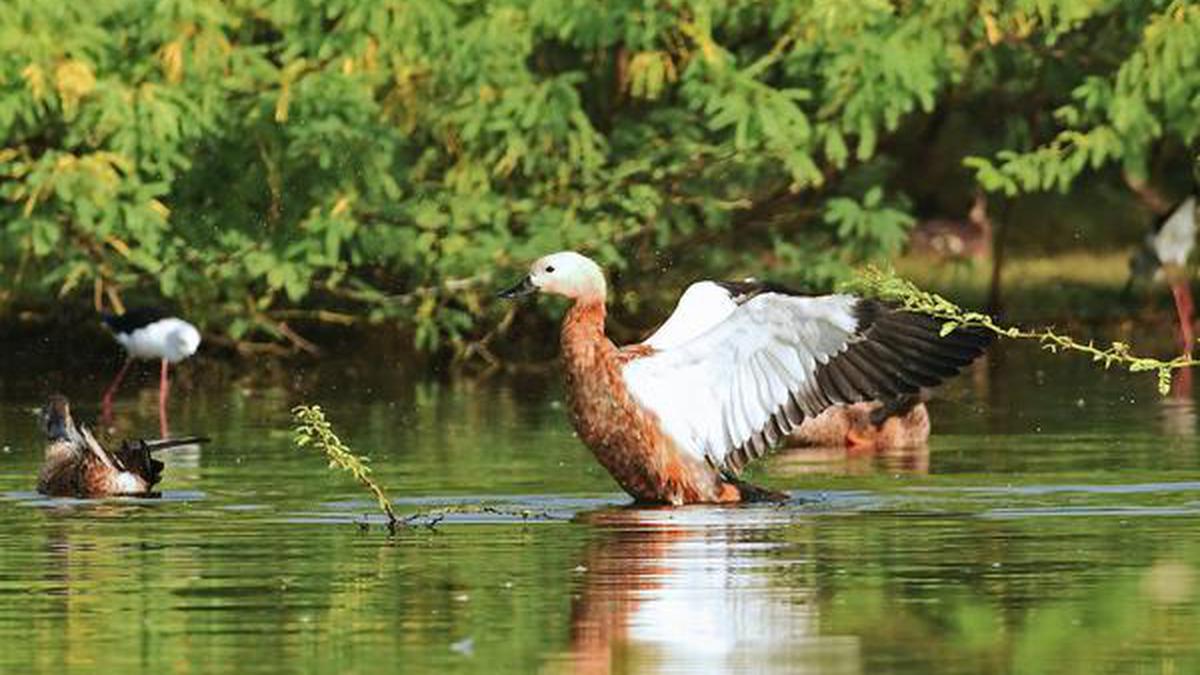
38, 394, 208, 498
1131, 198, 1196, 342
100, 308, 201, 437
1128, 196, 1196, 394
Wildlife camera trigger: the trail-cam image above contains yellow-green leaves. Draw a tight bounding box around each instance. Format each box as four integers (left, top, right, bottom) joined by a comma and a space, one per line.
626, 51, 677, 100
850, 267, 1197, 396
293, 404, 399, 533
824, 187, 914, 257
967, 2, 1200, 194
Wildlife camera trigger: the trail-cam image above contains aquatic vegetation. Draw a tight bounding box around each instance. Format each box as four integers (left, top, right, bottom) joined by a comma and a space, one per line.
852, 266, 1197, 395
292, 404, 557, 532
292, 404, 399, 532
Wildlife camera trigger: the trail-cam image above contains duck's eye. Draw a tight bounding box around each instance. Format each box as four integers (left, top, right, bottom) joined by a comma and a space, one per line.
545, 265, 555, 273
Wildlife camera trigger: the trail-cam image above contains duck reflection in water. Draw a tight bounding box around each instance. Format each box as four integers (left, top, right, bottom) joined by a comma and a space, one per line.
553, 508, 862, 675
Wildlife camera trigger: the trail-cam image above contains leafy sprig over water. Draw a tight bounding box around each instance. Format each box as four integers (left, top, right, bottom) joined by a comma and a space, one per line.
292, 404, 400, 533
849, 267, 1198, 395
292, 405, 559, 533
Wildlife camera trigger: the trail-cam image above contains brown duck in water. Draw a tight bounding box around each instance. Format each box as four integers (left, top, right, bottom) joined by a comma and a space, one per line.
500, 251, 991, 505
37, 394, 206, 498
789, 394, 930, 451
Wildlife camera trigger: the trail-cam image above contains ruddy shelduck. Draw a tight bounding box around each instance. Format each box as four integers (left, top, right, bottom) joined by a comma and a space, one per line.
789, 395, 930, 451
500, 252, 991, 504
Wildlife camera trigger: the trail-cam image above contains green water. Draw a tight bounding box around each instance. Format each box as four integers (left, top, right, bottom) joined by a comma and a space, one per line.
2, 343, 1200, 674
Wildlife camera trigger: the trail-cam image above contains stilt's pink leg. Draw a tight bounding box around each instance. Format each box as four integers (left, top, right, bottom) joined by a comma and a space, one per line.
101, 358, 133, 423
1169, 276, 1195, 399
159, 358, 170, 438
1170, 278, 1195, 357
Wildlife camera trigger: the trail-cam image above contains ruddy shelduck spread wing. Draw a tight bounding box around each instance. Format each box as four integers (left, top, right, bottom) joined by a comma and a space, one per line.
642, 282, 740, 350
622, 285, 992, 474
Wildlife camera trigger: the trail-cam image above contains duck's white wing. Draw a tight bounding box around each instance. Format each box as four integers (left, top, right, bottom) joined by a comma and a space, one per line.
642, 282, 740, 349
642, 280, 811, 349
78, 424, 118, 470
622, 289, 991, 473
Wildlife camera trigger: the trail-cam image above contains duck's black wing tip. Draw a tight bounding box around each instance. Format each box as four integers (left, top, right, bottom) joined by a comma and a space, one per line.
815, 300, 993, 404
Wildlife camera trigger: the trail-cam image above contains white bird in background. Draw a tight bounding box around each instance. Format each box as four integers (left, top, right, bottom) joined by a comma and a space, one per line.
101, 308, 201, 437
1127, 195, 1196, 395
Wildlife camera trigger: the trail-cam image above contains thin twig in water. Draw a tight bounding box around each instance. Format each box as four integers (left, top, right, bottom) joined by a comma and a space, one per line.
848, 266, 1199, 395
293, 405, 400, 533
292, 405, 563, 534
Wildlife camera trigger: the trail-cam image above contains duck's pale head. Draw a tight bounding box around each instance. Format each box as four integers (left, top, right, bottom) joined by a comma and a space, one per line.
499, 251, 607, 302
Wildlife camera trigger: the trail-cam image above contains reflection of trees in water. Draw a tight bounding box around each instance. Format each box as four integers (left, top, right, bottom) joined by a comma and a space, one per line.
556, 500, 1200, 674
817, 518, 1200, 673
16, 509, 196, 672
558, 508, 861, 675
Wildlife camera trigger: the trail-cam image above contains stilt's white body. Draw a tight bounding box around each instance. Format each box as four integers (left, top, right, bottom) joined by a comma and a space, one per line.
114, 318, 201, 363
102, 313, 201, 437
1153, 196, 1196, 267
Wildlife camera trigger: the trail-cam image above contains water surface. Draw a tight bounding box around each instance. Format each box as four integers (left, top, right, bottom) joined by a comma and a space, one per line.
1, 343, 1199, 673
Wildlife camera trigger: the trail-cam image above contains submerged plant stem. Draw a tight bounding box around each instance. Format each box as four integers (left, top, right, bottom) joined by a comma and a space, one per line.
849, 267, 1197, 395
292, 405, 560, 533
292, 404, 399, 533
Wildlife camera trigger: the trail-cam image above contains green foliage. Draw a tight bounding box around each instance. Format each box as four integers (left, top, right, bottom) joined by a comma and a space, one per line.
824, 187, 914, 257
966, 1, 1200, 193
850, 267, 1197, 395
2, 1, 1196, 352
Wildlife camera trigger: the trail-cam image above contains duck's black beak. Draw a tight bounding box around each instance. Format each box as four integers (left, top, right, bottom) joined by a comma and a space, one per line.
498, 276, 537, 299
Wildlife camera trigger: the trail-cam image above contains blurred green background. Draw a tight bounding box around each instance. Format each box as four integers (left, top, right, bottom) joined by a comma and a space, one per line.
2, 0, 1198, 359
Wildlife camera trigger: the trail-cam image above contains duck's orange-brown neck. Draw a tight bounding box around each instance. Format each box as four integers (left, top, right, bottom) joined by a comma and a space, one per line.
561, 300, 609, 358
559, 300, 620, 449
558, 299, 739, 504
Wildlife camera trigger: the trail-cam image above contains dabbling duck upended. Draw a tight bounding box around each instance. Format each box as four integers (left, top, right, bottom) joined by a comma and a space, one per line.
500, 251, 992, 505
37, 394, 207, 499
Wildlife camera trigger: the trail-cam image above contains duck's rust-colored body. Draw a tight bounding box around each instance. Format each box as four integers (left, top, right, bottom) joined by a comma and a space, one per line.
791, 400, 930, 451
560, 301, 740, 504
38, 437, 149, 498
